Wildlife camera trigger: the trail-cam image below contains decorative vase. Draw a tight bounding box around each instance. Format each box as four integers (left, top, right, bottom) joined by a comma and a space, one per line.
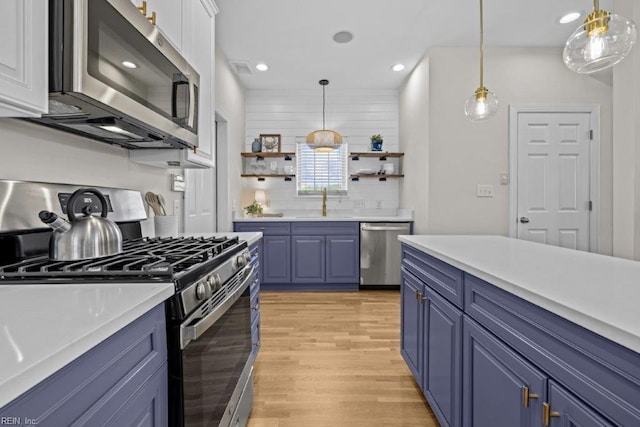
371, 140, 383, 151
251, 138, 262, 153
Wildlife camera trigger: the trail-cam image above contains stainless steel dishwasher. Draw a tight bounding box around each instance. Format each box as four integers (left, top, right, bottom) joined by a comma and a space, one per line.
360, 222, 412, 288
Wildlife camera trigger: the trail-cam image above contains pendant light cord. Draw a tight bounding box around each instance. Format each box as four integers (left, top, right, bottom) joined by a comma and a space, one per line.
479, 0, 484, 88
322, 84, 326, 130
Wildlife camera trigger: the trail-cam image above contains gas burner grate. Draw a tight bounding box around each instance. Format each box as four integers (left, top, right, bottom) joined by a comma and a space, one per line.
0, 236, 240, 280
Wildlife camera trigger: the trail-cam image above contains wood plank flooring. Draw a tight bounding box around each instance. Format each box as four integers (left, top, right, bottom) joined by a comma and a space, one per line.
248, 291, 439, 427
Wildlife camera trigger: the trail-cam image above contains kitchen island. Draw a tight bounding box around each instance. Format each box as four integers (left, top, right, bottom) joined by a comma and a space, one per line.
399, 235, 640, 427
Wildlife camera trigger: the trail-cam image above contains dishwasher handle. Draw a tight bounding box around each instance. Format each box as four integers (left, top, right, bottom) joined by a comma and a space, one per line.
361, 224, 410, 232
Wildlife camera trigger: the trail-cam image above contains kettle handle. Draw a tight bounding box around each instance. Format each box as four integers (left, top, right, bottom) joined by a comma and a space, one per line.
67, 188, 109, 222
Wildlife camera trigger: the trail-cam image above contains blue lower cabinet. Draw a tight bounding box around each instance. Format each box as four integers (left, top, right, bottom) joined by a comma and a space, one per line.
463, 317, 547, 427
262, 235, 291, 283
325, 235, 359, 283
545, 380, 615, 427
292, 236, 325, 283
422, 283, 462, 427
401, 268, 462, 426
0, 304, 167, 426
401, 269, 423, 385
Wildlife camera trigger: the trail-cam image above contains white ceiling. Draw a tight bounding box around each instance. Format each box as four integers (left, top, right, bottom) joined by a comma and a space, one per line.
214, 0, 615, 90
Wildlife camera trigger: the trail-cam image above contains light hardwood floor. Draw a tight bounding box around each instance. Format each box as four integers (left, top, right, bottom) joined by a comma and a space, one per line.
247, 291, 439, 427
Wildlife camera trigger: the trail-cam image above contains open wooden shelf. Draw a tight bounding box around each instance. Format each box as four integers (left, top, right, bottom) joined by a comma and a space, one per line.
241, 152, 295, 158
350, 174, 404, 181
241, 174, 296, 182
350, 152, 404, 160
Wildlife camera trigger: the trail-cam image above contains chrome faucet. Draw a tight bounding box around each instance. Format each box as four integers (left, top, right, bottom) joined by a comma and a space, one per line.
322, 187, 327, 217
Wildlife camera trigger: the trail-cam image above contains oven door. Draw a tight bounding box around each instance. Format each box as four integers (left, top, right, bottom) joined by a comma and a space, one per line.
176, 265, 255, 427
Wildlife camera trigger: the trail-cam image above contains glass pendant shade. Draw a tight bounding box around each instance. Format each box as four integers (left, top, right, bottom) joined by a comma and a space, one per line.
465, 0, 498, 123
464, 87, 499, 122
306, 79, 342, 152
564, 9, 637, 74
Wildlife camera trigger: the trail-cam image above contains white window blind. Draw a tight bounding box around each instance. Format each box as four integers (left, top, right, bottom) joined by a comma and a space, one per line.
296, 139, 348, 196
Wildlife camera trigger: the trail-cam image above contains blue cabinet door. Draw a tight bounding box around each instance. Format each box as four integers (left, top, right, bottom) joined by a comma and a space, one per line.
400, 268, 423, 387
325, 235, 359, 283
262, 235, 291, 283
547, 381, 614, 427
422, 284, 462, 427
292, 236, 325, 283
463, 317, 548, 427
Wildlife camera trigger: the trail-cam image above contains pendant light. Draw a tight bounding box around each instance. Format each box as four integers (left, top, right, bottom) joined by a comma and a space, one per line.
306, 79, 343, 152
464, 0, 499, 122
563, 0, 637, 74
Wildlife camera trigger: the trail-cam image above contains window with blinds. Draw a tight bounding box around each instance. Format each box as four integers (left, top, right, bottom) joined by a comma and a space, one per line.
296, 140, 348, 196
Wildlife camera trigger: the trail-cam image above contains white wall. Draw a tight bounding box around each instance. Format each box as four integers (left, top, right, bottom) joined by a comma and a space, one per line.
242, 89, 400, 215
400, 47, 613, 254
215, 44, 246, 231
613, 0, 640, 260
399, 54, 430, 234
0, 119, 180, 224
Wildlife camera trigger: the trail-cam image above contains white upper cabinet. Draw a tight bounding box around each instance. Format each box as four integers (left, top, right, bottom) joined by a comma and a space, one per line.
130, 0, 183, 51
0, 0, 48, 117
129, 0, 218, 168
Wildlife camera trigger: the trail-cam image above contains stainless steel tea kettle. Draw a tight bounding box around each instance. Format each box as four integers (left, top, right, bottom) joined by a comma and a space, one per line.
39, 188, 123, 261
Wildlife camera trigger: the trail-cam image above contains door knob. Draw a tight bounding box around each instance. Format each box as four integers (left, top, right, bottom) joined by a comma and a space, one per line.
520, 217, 530, 224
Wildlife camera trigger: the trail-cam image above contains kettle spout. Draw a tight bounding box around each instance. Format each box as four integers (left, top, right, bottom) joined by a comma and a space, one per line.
39, 211, 71, 233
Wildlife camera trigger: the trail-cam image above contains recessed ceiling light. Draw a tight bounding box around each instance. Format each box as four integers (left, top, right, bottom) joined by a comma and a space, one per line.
256, 63, 269, 71
558, 11, 582, 24
333, 31, 354, 44
121, 60, 138, 69
391, 64, 405, 72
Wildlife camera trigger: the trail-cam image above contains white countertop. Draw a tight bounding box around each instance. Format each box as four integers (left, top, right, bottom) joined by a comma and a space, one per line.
233, 215, 413, 222
0, 282, 174, 409
399, 235, 640, 354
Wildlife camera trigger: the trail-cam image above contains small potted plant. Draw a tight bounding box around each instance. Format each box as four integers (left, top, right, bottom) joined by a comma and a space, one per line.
370, 134, 383, 151
244, 200, 263, 217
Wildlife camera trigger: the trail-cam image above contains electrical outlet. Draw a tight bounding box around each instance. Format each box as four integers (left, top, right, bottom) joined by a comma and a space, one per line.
173, 199, 180, 216
353, 199, 365, 208
476, 184, 494, 198
375, 200, 383, 209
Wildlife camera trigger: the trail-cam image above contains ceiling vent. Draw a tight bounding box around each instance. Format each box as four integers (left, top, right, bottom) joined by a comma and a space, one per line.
229, 60, 253, 75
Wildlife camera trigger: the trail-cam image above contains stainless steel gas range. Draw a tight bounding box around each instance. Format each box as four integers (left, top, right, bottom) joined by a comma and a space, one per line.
0, 180, 256, 427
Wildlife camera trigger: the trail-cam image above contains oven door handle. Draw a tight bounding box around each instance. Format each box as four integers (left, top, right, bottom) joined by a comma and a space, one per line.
180, 264, 254, 349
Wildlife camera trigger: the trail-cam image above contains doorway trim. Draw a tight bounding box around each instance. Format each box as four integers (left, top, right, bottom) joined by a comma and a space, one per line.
508, 105, 601, 252
215, 106, 231, 232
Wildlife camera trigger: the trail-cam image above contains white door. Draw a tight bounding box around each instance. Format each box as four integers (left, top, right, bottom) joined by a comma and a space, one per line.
184, 168, 216, 233
516, 112, 592, 251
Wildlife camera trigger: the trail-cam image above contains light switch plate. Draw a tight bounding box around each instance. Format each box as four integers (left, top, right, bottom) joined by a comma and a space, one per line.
477, 184, 494, 198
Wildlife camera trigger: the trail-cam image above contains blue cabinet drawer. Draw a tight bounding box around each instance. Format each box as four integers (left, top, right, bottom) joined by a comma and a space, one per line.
0, 304, 167, 425
402, 244, 464, 309
465, 274, 640, 427
291, 221, 359, 235
234, 222, 290, 235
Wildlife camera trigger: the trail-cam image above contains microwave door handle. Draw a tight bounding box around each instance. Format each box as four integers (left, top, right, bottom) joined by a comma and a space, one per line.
180, 264, 255, 349
189, 79, 198, 131
172, 73, 190, 125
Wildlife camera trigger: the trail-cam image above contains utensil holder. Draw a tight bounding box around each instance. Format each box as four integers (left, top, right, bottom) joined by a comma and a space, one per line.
154, 215, 178, 237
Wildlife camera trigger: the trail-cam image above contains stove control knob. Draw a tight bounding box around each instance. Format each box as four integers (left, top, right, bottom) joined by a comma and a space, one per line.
243, 252, 252, 264
212, 274, 222, 290
235, 254, 248, 268
195, 282, 207, 300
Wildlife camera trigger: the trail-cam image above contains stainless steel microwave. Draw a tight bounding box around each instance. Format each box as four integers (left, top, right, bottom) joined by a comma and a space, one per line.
31, 0, 199, 149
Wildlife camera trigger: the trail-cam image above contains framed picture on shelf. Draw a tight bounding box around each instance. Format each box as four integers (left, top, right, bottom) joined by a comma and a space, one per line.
259, 134, 281, 152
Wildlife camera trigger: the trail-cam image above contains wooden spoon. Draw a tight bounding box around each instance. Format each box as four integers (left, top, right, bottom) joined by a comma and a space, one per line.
144, 192, 163, 216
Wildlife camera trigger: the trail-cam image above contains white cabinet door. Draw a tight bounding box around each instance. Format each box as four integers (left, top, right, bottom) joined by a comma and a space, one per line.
0, 0, 47, 117
183, 0, 217, 166
130, 0, 183, 52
